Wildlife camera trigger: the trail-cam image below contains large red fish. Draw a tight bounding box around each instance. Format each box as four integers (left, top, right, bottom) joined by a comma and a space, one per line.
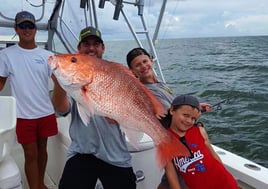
48, 54, 189, 168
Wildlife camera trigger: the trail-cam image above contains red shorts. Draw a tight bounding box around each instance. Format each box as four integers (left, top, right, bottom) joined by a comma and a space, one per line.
16, 114, 58, 144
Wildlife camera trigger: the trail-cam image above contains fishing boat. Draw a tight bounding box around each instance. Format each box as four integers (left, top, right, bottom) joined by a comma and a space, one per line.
0, 1, 268, 189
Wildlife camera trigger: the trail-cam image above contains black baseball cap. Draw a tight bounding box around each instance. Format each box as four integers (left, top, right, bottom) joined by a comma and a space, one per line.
78, 26, 103, 44
172, 95, 200, 111
126, 47, 151, 68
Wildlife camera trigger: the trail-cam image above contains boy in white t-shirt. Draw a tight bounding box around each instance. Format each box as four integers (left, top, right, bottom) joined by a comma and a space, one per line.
0, 11, 57, 189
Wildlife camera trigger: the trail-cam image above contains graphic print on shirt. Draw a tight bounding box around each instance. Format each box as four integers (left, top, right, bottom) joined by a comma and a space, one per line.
34, 58, 45, 64
173, 143, 205, 174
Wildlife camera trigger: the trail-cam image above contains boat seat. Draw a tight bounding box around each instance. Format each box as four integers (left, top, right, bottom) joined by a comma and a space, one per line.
0, 96, 17, 162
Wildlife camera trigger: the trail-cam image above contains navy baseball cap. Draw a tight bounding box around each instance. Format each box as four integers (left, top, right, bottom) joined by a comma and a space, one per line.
15, 11, 35, 25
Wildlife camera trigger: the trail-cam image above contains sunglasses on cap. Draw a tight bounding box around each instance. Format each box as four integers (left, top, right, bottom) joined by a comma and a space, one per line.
17, 22, 36, 30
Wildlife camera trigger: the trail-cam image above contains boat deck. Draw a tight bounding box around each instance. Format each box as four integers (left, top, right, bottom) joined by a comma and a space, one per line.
10, 141, 57, 189
10, 140, 267, 189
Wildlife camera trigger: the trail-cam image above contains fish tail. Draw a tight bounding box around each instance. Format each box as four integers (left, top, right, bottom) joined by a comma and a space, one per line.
156, 135, 190, 169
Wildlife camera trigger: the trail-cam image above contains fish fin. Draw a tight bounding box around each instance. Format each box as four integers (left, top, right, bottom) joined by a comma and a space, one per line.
77, 85, 96, 126
156, 134, 190, 169
76, 102, 92, 126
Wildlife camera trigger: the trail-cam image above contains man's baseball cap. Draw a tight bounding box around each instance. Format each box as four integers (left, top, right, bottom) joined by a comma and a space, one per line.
15, 11, 35, 25
78, 26, 103, 43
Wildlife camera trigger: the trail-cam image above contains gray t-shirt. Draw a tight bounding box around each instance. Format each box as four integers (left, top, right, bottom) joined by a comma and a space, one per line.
144, 81, 175, 109
60, 97, 132, 168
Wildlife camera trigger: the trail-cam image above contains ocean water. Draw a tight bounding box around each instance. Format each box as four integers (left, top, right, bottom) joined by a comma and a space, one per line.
105, 35, 268, 168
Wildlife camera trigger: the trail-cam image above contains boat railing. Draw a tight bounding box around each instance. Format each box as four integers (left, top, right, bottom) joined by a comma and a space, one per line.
98, 0, 166, 82
0, 0, 168, 83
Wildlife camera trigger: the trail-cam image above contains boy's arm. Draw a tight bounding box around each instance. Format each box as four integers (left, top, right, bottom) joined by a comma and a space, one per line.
165, 161, 182, 189
199, 126, 222, 163
200, 102, 212, 113
0, 76, 7, 91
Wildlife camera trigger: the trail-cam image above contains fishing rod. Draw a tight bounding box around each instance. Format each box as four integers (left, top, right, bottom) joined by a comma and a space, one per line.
201, 93, 241, 113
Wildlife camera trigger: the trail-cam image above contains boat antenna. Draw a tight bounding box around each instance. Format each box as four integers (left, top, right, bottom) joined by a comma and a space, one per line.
152, 0, 167, 45
99, 0, 124, 20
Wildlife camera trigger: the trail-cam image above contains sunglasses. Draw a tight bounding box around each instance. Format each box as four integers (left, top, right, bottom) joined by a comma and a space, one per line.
17, 22, 36, 30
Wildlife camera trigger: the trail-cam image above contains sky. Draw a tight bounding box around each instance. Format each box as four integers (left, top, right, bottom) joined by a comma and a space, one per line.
103, 0, 268, 40
0, 0, 268, 41
164, 0, 268, 39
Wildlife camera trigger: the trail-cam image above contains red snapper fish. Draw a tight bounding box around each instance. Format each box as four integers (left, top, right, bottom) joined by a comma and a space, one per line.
48, 54, 189, 168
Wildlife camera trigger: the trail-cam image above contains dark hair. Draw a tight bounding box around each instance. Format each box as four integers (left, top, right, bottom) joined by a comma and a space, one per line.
158, 106, 182, 129
158, 103, 200, 129
126, 47, 151, 68
158, 110, 172, 129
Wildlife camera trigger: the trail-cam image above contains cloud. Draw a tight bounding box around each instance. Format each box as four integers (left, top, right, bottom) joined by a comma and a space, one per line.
225, 15, 268, 35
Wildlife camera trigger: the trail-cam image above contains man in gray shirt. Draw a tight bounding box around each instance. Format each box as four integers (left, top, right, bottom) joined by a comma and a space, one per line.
52, 27, 136, 189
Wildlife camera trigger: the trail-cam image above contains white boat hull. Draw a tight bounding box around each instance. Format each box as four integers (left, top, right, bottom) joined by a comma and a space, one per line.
1, 94, 268, 189
45, 116, 268, 189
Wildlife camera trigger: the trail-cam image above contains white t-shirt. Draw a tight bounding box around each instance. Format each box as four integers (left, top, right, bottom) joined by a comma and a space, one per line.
0, 44, 55, 119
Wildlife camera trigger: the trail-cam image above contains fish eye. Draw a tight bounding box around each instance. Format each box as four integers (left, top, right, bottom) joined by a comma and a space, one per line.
71, 57, 77, 63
